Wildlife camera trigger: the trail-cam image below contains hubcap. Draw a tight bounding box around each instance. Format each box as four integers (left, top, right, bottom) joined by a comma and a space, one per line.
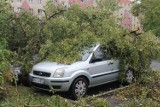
126, 70, 133, 83
75, 80, 86, 97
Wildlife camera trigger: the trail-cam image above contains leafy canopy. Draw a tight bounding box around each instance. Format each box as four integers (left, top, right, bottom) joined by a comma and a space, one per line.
131, 0, 160, 37
39, 0, 123, 63
39, 0, 160, 82
0, 0, 160, 86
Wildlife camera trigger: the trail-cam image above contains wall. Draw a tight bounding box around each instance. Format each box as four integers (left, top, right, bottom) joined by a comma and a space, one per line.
10, 0, 140, 31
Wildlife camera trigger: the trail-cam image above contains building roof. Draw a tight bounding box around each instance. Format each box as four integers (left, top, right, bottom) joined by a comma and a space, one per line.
21, 0, 30, 10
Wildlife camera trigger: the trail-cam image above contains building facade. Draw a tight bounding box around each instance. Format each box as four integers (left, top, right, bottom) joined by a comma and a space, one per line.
10, 0, 96, 17
117, 0, 141, 31
10, 0, 140, 31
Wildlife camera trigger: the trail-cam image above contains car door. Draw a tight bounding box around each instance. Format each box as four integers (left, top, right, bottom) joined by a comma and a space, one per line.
89, 46, 119, 86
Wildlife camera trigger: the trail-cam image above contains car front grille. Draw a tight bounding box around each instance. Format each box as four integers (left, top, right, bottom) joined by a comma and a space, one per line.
33, 71, 51, 77
31, 82, 50, 90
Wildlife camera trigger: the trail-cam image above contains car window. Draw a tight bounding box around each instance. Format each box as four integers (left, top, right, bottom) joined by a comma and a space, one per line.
81, 45, 113, 62
90, 46, 105, 63
81, 52, 90, 61
81, 46, 95, 61
94, 47, 105, 60
100, 46, 112, 60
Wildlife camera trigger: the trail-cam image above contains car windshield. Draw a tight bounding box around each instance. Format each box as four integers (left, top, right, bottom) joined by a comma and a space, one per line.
81, 46, 95, 61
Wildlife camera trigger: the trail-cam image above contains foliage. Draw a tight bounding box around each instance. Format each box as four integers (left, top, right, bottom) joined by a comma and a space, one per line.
102, 31, 160, 82
0, 0, 160, 106
38, 0, 160, 83
0, 0, 159, 91
0, 0, 14, 40
0, 0, 44, 74
0, 84, 112, 107
116, 84, 150, 98
1, 73, 160, 106
122, 98, 160, 107
0, 48, 15, 91
0, 84, 72, 107
115, 72, 160, 106
0, 34, 17, 88
39, 0, 122, 64
0, 0, 160, 85
131, 0, 160, 37
91, 98, 111, 107
6, 11, 43, 73
0, 25, 16, 88
75, 97, 112, 107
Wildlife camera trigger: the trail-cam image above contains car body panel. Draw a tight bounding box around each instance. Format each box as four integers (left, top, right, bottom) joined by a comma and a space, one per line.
29, 44, 120, 92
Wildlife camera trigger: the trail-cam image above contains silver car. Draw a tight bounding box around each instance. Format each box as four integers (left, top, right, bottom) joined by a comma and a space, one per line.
29, 44, 133, 99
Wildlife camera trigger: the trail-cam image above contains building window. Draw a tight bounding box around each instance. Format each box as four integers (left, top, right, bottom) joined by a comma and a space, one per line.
12, 7, 15, 12
28, 0, 33, 3
29, 8, 34, 14
61, 1, 65, 6
17, 7, 21, 13
52, 0, 57, 3
17, 0, 21, 2
81, 0, 88, 2
38, 0, 42, 4
128, 17, 131, 20
68, 3, 71, 7
38, 9, 42, 16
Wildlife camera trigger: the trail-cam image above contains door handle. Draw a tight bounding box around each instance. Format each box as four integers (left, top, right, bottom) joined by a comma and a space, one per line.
108, 62, 113, 65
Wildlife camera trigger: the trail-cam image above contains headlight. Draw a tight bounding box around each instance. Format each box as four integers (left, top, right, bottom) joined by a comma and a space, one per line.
54, 68, 65, 78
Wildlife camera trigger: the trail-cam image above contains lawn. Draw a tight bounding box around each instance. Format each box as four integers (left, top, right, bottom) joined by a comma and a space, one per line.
0, 72, 160, 107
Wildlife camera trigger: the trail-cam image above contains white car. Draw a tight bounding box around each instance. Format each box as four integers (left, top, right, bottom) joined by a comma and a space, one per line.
29, 44, 134, 99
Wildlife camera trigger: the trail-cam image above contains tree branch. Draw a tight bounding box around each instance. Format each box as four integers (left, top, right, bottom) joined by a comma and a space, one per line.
47, 9, 67, 20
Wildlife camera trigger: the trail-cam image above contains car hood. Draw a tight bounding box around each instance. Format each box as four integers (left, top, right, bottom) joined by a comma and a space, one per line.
71, 61, 84, 66
32, 62, 69, 73
68, 61, 87, 71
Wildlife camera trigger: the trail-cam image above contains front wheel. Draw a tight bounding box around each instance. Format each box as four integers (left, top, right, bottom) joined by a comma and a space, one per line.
70, 77, 88, 100
126, 70, 134, 84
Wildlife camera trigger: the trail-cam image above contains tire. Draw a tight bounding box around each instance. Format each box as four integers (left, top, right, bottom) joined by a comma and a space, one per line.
21, 73, 31, 86
126, 69, 134, 84
70, 77, 88, 100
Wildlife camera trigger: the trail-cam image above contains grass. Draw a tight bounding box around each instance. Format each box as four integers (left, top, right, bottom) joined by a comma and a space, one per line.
0, 83, 111, 107
117, 72, 160, 106
0, 71, 160, 107
0, 83, 82, 107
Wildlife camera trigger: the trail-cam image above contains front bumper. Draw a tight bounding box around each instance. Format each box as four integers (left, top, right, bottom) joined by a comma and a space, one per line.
29, 73, 72, 92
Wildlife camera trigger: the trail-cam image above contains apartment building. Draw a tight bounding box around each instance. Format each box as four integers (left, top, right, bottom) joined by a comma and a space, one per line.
10, 0, 96, 17
10, 0, 140, 31
117, 0, 141, 31
11, 0, 47, 17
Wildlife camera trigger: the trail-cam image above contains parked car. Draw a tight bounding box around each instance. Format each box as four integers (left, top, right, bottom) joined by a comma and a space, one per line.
29, 44, 134, 99
11, 66, 22, 85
